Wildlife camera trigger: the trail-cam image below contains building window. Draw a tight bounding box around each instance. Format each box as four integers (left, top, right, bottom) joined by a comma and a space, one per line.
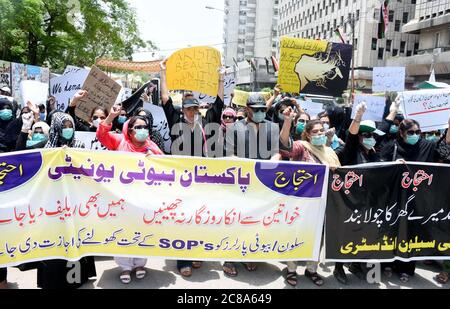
395, 20, 401, 31
406, 50, 412, 56
403, 12, 409, 23
371, 38, 377, 50
354, 38, 358, 50
400, 41, 406, 53
435, 32, 441, 48
414, 42, 419, 54
386, 40, 392, 52
389, 10, 394, 22
393, 49, 398, 56
378, 48, 384, 60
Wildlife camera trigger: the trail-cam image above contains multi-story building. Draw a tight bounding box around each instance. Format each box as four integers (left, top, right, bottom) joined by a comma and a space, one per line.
278, 0, 420, 90
223, 0, 279, 89
388, 0, 450, 84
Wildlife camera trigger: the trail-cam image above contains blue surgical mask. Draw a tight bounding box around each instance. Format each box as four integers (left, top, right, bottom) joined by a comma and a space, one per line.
406, 134, 420, 145
252, 111, 266, 124
135, 129, 149, 142
296, 122, 305, 134
362, 137, 377, 150
61, 128, 74, 140
331, 135, 340, 150
426, 135, 438, 142
0, 109, 13, 121
32, 133, 46, 142
390, 125, 399, 134
118, 116, 127, 124
311, 135, 327, 146
39, 113, 46, 121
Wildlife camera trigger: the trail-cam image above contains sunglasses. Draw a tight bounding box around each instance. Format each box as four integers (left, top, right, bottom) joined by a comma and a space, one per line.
251, 108, 266, 113
237, 116, 245, 121
406, 130, 421, 136
223, 115, 236, 121
132, 125, 147, 131
93, 116, 106, 121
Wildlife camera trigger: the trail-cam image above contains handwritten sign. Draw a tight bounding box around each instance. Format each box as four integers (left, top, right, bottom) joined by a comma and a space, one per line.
20, 80, 49, 106
372, 67, 405, 92
351, 95, 386, 122
77, 66, 121, 124
166, 46, 222, 97
232, 90, 271, 107
50, 68, 89, 111
143, 103, 172, 153
400, 89, 450, 132
75, 131, 108, 151
299, 100, 324, 117
0, 61, 11, 89
193, 73, 236, 106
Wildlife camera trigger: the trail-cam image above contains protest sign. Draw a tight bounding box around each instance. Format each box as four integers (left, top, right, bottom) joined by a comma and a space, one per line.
75, 131, 108, 151
50, 68, 89, 111
372, 67, 405, 92
278, 37, 352, 97
299, 100, 324, 117
0, 149, 329, 266
143, 102, 172, 153
20, 80, 49, 106
0, 61, 11, 89
326, 163, 450, 262
166, 46, 222, 97
193, 73, 236, 106
76, 66, 121, 124
232, 90, 271, 107
11, 63, 50, 105
170, 93, 183, 105
351, 95, 386, 122
399, 88, 450, 132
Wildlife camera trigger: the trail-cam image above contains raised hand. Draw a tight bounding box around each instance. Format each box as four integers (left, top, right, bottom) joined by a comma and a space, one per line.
70, 90, 88, 107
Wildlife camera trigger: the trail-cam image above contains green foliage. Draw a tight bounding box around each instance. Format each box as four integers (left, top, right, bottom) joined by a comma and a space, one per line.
0, 0, 152, 72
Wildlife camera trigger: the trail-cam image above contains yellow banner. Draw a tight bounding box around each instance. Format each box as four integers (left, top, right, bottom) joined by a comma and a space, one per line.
278, 37, 329, 94
0, 149, 329, 266
166, 46, 222, 97
232, 90, 272, 107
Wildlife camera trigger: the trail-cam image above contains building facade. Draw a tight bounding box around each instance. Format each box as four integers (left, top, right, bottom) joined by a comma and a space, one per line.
388, 0, 450, 84
223, 0, 279, 89
278, 0, 420, 90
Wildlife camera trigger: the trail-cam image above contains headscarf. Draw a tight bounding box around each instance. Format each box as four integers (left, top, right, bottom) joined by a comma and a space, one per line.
45, 112, 84, 149
221, 108, 237, 132
32, 121, 50, 136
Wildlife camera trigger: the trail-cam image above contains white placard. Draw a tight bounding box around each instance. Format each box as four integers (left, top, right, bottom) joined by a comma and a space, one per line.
299, 100, 324, 117
50, 68, 89, 111
143, 102, 172, 153
351, 95, 386, 122
193, 73, 236, 106
75, 131, 108, 151
372, 67, 405, 92
20, 80, 49, 106
400, 89, 450, 132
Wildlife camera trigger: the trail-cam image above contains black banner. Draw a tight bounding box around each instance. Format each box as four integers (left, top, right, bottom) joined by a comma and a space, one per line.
326, 162, 450, 262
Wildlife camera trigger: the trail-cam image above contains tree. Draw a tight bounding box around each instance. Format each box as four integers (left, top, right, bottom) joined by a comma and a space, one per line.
0, 0, 152, 72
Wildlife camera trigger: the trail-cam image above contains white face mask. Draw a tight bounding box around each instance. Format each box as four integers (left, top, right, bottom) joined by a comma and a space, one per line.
92, 119, 101, 128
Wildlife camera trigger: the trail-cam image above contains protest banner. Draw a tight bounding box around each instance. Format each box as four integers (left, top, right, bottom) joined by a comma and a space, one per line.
75, 132, 108, 151
299, 100, 324, 117
193, 73, 236, 106
50, 68, 89, 111
19, 80, 49, 107
278, 37, 352, 97
166, 46, 222, 97
232, 89, 271, 107
326, 162, 450, 262
143, 102, 172, 153
76, 66, 121, 124
351, 95, 386, 122
372, 67, 405, 92
170, 93, 183, 105
0, 61, 11, 89
399, 88, 450, 132
0, 149, 329, 266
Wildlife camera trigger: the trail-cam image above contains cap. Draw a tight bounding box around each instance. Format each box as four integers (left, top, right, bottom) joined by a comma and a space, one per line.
246, 94, 266, 108
182, 98, 200, 109
359, 120, 385, 136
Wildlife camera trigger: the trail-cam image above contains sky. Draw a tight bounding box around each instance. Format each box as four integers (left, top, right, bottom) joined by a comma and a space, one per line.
129, 0, 225, 61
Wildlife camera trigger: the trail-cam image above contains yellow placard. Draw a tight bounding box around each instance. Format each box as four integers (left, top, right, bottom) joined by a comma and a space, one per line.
278, 37, 329, 94
166, 46, 222, 97
232, 90, 271, 107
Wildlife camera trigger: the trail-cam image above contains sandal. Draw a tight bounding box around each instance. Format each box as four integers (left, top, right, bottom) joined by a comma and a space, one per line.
434, 272, 449, 284
305, 269, 324, 286
286, 271, 298, 287
120, 271, 132, 284
135, 267, 146, 280
223, 262, 238, 277
399, 273, 410, 283
179, 266, 192, 278
242, 262, 257, 272
192, 261, 203, 269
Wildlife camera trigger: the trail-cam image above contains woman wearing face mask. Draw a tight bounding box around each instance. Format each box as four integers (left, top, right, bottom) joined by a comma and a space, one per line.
37, 112, 96, 289
135, 107, 165, 153
112, 107, 128, 134
275, 107, 341, 287
0, 97, 20, 153
381, 117, 450, 283
67, 90, 109, 132
16, 120, 50, 151
293, 112, 311, 141
97, 105, 163, 284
